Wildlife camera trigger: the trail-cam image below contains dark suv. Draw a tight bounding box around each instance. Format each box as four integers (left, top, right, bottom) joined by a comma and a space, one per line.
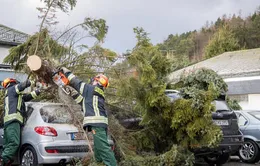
165, 90, 243, 165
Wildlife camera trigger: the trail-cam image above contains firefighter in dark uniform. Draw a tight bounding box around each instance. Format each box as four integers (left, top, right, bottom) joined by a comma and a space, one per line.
0, 78, 40, 166
60, 67, 117, 166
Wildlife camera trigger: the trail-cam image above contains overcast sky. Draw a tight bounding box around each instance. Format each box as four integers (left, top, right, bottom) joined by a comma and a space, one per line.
0, 0, 259, 53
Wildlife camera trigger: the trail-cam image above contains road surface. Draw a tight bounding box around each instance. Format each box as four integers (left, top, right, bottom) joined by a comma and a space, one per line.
196, 156, 260, 165
225, 157, 260, 166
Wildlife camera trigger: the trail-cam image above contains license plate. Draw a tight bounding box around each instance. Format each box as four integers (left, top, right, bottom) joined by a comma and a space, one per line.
213, 120, 229, 126
71, 132, 85, 140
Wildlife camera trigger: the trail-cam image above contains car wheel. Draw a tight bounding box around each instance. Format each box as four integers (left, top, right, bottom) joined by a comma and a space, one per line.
21, 146, 38, 166
238, 139, 260, 163
204, 153, 230, 165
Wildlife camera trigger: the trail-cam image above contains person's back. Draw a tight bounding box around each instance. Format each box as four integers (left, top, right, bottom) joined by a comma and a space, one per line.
61, 67, 117, 166
1, 78, 40, 166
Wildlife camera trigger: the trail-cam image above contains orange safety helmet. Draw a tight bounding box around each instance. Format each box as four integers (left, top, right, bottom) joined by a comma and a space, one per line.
1, 78, 17, 88
94, 74, 109, 88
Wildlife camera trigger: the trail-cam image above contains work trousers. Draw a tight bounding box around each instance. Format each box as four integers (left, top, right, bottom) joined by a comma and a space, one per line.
2, 122, 20, 164
89, 126, 117, 166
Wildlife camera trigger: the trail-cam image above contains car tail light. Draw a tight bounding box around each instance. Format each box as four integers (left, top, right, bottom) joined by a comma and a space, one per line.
45, 149, 59, 153
34, 126, 58, 136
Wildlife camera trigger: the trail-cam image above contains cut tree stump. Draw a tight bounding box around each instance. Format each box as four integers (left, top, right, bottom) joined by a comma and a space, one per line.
27, 55, 57, 85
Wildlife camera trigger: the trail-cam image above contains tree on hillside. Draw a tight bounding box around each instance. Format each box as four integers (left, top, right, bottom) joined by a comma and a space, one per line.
248, 7, 260, 48
205, 25, 240, 58
158, 7, 260, 64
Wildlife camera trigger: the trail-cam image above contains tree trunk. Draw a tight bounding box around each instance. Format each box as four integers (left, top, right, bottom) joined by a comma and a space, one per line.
26, 55, 57, 85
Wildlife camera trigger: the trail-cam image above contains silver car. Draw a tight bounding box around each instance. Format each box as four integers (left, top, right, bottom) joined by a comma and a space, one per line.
235, 110, 260, 163
0, 102, 114, 165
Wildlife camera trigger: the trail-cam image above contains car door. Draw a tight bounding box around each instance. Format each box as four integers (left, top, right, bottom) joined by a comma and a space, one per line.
236, 112, 249, 132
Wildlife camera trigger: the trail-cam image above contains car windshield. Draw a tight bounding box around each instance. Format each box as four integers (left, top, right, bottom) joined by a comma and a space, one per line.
248, 111, 260, 121
213, 100, 230, 111
40, 105, 74, 124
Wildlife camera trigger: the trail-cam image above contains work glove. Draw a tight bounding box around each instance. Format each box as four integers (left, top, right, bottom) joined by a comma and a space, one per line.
36, 81, 48, 90
65, 86, 78, 96
29, 80, 36, 87
35, 88, 41, 95
70, 88, 78, 97
28, 75, 37, 87
59, 67, 71, 75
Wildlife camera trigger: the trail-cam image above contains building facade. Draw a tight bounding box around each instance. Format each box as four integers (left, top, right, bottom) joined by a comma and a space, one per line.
0, 24, 29, 87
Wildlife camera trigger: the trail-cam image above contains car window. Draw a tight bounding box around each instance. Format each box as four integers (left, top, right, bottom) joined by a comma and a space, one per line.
24, 106, 34, 123
248, 111, 260, 121
26, 106, 34, 118
237, 113, 248, 126
213, 100, 230, 111
40, 105, 75, 124
166, 92, 181, 102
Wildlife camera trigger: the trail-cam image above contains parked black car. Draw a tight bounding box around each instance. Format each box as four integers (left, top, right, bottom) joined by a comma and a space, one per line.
165, 90, 243, 165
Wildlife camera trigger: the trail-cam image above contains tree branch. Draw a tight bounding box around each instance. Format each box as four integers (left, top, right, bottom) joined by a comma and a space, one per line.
54, 23, 83, 42
34, 0, 55, 55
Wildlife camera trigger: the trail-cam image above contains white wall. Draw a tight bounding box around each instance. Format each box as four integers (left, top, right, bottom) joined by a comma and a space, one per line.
0, 45, 11, 63
238, 94, 260, 110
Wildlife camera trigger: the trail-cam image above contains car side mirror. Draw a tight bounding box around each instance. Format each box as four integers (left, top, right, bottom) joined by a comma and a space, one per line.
244, 120, 248, 126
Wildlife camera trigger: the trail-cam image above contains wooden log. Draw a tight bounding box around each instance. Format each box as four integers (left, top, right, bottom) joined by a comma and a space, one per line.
26, 55, 42, 71
27, 55, 57, 85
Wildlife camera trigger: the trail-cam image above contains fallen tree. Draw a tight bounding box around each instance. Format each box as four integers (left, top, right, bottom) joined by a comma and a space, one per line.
106, 27, 242, 165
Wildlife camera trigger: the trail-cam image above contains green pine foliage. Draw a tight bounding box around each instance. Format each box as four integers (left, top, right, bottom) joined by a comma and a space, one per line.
4, 29, 68, 71
227, 98, 242, 110
166, 85, 223, 148
114, 28, 229, 165
174, 68, 228, 94
119, 145, 194, 166
166, 68, 225, 148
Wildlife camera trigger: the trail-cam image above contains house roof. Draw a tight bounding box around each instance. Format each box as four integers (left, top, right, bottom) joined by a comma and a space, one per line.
168, 48, 260, 83
0, 24, 29, 46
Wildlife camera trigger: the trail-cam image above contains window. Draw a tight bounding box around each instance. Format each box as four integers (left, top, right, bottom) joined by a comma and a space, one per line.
40, 105, 74, 124
165, 91, 181, 102
248, 111, 260, 121
24, 106, 34, 123
27, 107, 34, 117
213, 100, 230, 111
237, 113, 248, 126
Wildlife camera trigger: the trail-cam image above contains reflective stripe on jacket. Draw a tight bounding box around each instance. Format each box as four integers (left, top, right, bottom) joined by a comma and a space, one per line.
4, 80, 40, 126
67, 73, 108, 129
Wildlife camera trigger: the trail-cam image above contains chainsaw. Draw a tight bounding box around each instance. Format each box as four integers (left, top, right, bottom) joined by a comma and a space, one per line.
26, 55, 71, 95
52, 70, 71, 95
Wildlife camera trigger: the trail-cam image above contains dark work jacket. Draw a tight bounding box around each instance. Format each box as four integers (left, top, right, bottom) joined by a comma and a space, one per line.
66, 73, 108, 129
3, 80, 40, 127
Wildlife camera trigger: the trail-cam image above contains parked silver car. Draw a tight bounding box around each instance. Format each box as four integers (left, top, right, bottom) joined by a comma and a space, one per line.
235, 110, 260, 163
0, 102, 114, 165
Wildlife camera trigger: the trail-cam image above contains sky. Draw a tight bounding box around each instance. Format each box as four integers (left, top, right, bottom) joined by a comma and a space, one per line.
0, 0, 259, 54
